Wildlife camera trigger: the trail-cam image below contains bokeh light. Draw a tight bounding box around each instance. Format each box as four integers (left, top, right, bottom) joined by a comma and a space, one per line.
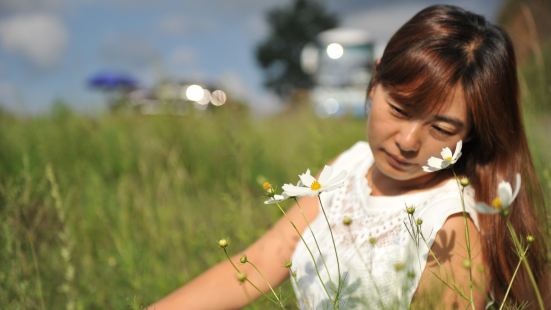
326, 43, 344, 59
210, 90, 227, 106
185, 84, 205, 102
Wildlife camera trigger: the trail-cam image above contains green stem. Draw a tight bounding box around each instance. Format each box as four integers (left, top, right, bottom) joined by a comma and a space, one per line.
505, 221, 544, 309
318, 196, 342, 309
274, 202, 334, 303
499, 245, 529, 310
428, 269, 471, 301
289, 269, 313, 310
27, 232, 47, 310
294, 198, 334, 288
222, 248, 280, 306
452, 169, 475, 310
247, 260, 286, 308
415, 214, 470, 302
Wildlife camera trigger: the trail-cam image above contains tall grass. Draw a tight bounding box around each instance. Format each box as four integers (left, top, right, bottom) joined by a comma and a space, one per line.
0, 104, 366, 309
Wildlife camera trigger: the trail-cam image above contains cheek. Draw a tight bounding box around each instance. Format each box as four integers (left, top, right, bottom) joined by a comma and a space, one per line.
367, 107, 390, 145
366, 111, 379, 145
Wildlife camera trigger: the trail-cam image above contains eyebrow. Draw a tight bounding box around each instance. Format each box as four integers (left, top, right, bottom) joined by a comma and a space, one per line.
433, 115, 465, 129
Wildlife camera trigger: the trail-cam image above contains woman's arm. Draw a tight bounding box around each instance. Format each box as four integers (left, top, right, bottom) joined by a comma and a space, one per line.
412, 214, 487, 309
148, 195, 320, 309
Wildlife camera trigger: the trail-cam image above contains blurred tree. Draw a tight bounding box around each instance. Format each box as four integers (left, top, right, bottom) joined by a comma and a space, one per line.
255, 0, 338, 99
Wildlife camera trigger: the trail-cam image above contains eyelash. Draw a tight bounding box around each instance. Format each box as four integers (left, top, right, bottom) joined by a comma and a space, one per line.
432, 125, 454, 136
389, 103, 409, 118
388, 102, 457, 136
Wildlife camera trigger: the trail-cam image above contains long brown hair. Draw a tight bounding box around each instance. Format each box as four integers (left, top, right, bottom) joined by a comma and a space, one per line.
368, 5, 549, 306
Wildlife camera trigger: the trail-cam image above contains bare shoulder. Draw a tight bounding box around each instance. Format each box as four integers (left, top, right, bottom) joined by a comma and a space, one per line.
413, 213, 488, 309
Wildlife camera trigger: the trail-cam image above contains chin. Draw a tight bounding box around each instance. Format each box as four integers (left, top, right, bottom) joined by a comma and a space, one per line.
375, 160, 423, 181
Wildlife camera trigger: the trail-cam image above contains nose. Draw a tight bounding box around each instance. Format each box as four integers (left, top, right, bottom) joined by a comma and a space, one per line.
395, 122, 422, 156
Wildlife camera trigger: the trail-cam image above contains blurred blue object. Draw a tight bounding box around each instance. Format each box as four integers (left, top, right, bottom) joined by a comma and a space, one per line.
88, 72, 138, 90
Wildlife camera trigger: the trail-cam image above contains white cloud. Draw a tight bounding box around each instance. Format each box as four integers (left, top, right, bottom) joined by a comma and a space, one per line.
0, 13, 68, 68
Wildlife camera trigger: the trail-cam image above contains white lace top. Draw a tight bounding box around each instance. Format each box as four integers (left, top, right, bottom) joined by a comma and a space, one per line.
291, 141, 479, 309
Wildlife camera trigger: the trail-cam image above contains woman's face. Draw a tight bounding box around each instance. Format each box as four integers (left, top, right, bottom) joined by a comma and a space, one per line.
367, 83, 470, 184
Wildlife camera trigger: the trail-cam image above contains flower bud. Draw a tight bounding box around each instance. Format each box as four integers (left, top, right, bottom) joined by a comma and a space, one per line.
416, 218, 423, 226
406, 206, 415, 215
262, 181, 272, 191
393, 262, 405, 272
527, 235, 535, 243
460, 177, 470, 187
284, 261, 293, 268
240, 255, 248, 264
368, 237, 377, 246
236, 272, 247, 283
462, 259, 472, 269
218, 239, 229, 249
342, 216, 352, 226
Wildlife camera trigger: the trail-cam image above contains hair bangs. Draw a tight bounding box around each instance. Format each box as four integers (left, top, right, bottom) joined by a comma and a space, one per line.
379, 48, 464, 117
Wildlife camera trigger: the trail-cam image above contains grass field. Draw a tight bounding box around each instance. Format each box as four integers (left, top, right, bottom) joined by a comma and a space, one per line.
1, 51, 550, 309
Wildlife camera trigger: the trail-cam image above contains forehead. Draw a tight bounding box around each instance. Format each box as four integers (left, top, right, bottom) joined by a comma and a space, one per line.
382, 83, 469, 122
435, 86, 467, 119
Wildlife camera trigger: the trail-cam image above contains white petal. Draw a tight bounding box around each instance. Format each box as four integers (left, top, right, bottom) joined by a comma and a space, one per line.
298, 169, 315, 188
318, 165, 333, 184
282, 184, 315, 197
264, 194, 289, 204
427, 157, 446, 169
440, 147, 452, 160
497, 181, 513, 207
512, 173, 521, 202
451, 140, 463, 163
473, 202, 501, 214
422, 165, 440, 173
322, 180, 345, 192
327, 169, 347, 185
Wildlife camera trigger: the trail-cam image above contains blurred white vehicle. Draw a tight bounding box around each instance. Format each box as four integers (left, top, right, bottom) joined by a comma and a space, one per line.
301, 28, 375, 117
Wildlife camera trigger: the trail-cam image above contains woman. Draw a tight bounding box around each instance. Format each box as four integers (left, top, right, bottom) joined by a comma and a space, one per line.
150, 5, 548, 309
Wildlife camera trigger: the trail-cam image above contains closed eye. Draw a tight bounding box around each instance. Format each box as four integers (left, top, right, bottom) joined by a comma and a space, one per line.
388, 103, 409, 118
431, 125, 454, 136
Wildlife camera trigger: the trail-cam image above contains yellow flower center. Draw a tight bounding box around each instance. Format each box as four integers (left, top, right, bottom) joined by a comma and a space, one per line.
444, 155, 453, 162
262, 181, 272, 191
310, 180, 321, 191
491, 197, 502, 209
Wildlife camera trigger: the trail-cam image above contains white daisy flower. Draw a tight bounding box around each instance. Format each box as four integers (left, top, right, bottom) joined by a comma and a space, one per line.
282, 165, 347, 197
264, 193, 289, 205
474, 173, 521, 214
422, 140, 463, 172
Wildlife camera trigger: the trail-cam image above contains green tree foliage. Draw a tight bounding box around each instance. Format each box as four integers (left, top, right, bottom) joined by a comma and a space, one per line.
255, 0, 338, 99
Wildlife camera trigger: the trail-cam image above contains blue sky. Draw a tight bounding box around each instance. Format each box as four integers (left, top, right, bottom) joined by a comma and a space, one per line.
0, 0, 502, 115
